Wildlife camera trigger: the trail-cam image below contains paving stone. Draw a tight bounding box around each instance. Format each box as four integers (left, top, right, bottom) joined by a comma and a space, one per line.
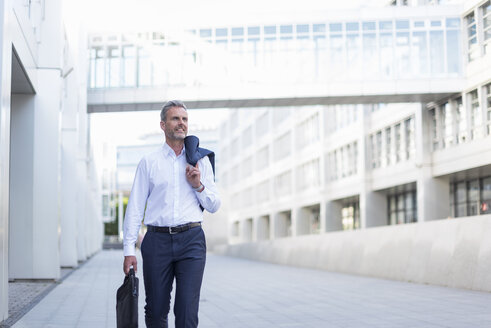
7, 250, 491, 328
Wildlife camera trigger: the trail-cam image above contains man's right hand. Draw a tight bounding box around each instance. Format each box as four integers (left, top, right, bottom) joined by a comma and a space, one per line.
123, 256, 137, 275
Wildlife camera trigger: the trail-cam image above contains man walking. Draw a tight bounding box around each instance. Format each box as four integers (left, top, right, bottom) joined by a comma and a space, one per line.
123, 100, 221, 327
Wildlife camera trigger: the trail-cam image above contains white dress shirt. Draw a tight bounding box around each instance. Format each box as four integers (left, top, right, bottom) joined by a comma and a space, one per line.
123, 142, 221, 256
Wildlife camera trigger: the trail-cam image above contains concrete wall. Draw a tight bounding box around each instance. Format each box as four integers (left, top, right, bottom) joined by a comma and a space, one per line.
0, 0, 13, 319
216, 215, 491, 292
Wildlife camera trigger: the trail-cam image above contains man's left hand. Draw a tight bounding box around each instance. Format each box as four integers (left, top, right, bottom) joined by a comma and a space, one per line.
186, 163, 201, 188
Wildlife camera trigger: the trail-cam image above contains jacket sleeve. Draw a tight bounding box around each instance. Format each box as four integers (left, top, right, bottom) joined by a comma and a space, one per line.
195, 156, 221, 213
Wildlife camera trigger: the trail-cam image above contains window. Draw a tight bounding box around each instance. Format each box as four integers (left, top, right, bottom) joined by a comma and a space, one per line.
256, 180, 270, 204
385, 127, 392, 166
380, 32, 393, 78
363, 22, 376, 31
107, 47, 120, 87
375, 131, 382, 168
241, 126, 252, 149
256, 146, 269, 171
430, 108, 440, 150
313, 24, 326, 33
469, 90, 482, 140
296, 113, 319, 148
102, 195, 110, 217
274, 171, 292, 195
274, 132, 291, 161
455, 181, 467, 216
255, 112, 269, 139
327, 142, 358, 180
466, 12, 478, 61
412, 31, 428, 76
388, 191, 417, 225
138, 47, 152, 86
451, 176, 491, 217
199, 29, 211, 38
430, 31, 444, 75
486, 83, 491, 135
232, 27, 244, 36
216, 28, 228, 37
122, 46, 136, 87
455, 97, 467, 144
483, 1, 491, 54
242, 156, 253, 178
296, 24, 309, 34
395, 123, 402, 162
342, 201, 360, 230
248, 26, 260, 36
446, 19, 461, 74
443, 103, 453, 148
94, 47, 106, 88
482, 177, 491, 214
264, 25, 276, 35
280, 25, 293, 34
296, 159, 320, 190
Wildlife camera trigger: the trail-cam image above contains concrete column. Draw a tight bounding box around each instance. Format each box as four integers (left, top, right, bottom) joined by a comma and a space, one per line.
295, 207, 310, 236
360, 190, 387, 228
9, 69, 61, 280
268, 211, 276, 240
274, 211, 291, 238
291, 207, 300, 236
241, 218, 253, 242
417, 173, 451, 221
0, 0, 12, 315
59, 131, 78, 267
319, 201, 327, 233
358, 106, 387, 228
76, 160, 87, 262
59, 73, 79, 267
77, 101, 88, 261
414, 105, 450, 221
257, 215, 270, 241
325, 200, 343, 231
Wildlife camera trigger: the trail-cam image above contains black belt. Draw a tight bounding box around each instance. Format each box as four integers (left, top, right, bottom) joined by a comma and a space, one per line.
147, 222, 201, 234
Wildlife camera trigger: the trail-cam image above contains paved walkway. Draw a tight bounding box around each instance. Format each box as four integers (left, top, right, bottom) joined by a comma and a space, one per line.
11, 250, 491, 328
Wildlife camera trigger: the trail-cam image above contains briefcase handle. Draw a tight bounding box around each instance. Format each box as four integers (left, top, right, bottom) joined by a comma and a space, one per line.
128, 268, 138, 297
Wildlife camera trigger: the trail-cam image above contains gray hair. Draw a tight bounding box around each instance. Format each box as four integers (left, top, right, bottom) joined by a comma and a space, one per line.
160, 100, 187, 121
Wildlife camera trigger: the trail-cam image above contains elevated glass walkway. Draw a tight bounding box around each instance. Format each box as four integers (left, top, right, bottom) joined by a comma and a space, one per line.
87, 5, 464, 112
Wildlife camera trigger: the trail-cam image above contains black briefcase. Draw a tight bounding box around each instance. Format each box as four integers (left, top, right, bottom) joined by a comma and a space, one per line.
116, 268, 139, 328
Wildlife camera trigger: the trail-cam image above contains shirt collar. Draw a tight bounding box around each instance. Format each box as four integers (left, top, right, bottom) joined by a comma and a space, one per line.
162, 142, 185, 158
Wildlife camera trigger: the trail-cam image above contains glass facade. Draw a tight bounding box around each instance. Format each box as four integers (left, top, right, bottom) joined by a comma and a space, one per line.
483, 1, 491, 54
465, 2, 491, 61
370, 115, 415, 168
466, 11, 478, 61
88, 15, 462, 89
388, 190, 417, 225
450, 176, 491, 217
487, 83, 491, 135
341, 201, 360, 230
326, 142, 358, 181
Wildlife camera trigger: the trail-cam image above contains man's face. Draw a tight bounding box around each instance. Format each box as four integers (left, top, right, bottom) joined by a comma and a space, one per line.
160, 106, 188, 141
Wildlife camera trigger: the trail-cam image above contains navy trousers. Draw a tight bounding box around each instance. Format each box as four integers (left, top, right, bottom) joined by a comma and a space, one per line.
141, 225, 206, 328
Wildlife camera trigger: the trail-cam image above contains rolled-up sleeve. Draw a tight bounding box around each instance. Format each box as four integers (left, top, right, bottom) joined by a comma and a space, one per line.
123, 158, 149, 256
196, 156, 221, 213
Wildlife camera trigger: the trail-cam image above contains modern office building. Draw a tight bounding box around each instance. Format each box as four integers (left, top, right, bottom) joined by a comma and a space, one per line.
212, 0, 491, 290
87, 0, 491, 290
0, 0, 103, 320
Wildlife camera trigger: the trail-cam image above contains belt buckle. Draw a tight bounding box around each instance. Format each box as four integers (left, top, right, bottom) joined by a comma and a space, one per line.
169, 226, 178, 235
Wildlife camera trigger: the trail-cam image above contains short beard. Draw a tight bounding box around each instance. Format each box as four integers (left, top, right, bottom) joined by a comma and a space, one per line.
168, 131, 186, 141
